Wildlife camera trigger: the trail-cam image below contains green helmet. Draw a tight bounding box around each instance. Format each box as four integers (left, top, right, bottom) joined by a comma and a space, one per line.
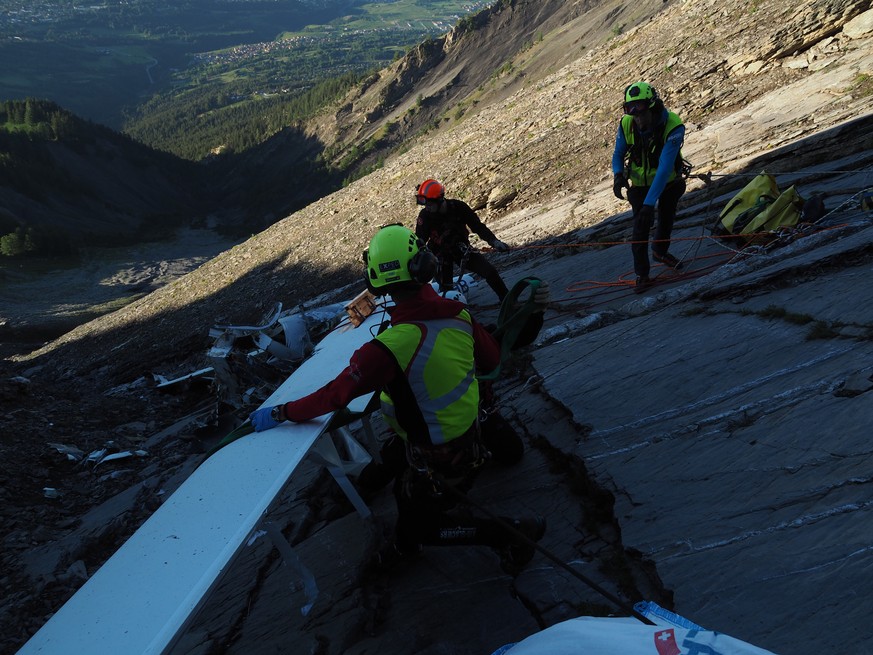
624, 82, 658, 114
364, 225, 435, 290
625, 81, 657, 104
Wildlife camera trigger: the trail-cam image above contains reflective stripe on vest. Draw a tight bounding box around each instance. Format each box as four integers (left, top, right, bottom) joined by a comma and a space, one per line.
377, 312, 479, 445
621, 111, 683, 187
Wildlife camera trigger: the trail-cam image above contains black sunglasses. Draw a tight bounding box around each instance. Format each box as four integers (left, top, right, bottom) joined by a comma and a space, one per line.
624, 100, 650, 116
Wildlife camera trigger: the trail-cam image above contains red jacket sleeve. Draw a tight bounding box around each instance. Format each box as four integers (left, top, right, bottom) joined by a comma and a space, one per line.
473, 318, 500, 374
281, 340, 395, 422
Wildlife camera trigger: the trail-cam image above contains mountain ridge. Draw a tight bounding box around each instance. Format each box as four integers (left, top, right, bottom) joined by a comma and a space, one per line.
306, 0, 671, 173
13, 0, 872, 387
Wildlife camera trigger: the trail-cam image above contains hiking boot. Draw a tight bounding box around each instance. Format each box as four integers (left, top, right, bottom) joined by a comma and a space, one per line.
498, 516, 546, 576
634, 275, 652, 294
652, 251, 683, 270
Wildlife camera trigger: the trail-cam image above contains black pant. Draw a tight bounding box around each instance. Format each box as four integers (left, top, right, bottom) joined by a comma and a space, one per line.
628, 179, 686, 278
393, 466, 520, 553
480, 411, 524, 466
358, 428, 521, 553
438, 246, 508, 301
356, 413, 524, 495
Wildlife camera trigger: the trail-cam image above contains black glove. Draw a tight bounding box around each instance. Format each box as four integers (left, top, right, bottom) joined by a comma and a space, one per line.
637, 204, 655, 228
613, 173, 629, 200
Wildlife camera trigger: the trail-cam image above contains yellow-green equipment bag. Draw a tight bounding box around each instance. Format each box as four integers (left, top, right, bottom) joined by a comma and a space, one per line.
714, 172, 779, 236
740, 185, 804, 243
713, 172, 803, 244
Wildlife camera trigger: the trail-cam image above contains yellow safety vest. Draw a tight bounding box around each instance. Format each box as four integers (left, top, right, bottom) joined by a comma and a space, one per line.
376, 311, 479, 445
621, 111, 684, 187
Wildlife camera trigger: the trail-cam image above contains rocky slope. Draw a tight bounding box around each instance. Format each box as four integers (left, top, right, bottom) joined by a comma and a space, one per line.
11, 0, 872, 385
2, 0, 873, 653
194, 0, 674, 252
312, 0, 671, 165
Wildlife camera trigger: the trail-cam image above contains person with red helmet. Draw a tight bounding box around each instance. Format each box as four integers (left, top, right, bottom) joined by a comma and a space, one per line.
415, 179, 510, 302
611, 82, 687, 293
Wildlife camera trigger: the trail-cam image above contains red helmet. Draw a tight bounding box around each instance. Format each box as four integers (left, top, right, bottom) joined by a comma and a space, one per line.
416, 179, 445, 205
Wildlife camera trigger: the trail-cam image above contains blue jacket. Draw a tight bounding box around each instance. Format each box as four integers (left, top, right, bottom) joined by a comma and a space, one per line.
612, 107, 685, 207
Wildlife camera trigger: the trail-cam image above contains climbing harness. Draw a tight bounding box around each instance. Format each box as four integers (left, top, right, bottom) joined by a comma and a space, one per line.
436, 240, 474, 296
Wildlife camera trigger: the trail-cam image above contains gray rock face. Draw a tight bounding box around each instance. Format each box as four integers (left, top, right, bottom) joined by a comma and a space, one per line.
536, 216, 873, 654
165, 148, 873, 655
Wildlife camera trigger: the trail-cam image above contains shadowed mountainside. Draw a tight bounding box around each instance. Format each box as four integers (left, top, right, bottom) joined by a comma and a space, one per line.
0, 101, 204, 246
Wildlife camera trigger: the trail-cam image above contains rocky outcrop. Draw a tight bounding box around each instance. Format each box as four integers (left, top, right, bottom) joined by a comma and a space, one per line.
317, 0, 658, 171
370, 38, 447, 121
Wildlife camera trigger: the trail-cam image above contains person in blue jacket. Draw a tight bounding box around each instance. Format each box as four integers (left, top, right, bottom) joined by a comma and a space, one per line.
612, 81, 686, 292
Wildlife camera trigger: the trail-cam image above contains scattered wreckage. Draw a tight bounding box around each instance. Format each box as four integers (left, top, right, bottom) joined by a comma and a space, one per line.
128, 289, 382, 412
200, 275, 475, 412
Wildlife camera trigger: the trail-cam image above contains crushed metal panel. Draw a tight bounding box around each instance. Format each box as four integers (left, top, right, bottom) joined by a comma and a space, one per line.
154, 367, 215, 390
209, 302, 285, 338
207, 300, 350, 409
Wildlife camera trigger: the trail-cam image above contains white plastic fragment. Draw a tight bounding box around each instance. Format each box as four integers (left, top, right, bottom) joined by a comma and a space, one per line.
47, 443, 85, 462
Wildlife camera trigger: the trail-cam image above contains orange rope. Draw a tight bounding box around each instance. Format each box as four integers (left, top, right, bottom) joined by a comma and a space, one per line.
482, 222, 850, 310
555, 223, 849, 305
487, 223, 850, 252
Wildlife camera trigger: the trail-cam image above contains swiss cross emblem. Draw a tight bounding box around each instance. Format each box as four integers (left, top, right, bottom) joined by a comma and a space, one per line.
654, 628, 681, 655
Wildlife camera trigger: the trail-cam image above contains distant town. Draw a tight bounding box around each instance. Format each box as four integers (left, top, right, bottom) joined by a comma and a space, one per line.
191, 19, 468, 67
1, 1, 493, 37
1, 1, 105, 32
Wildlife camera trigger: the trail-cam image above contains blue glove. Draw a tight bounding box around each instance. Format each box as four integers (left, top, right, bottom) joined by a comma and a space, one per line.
250, 406, 280, 432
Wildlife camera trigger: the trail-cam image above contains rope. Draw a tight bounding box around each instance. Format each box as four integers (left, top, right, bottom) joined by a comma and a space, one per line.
203, 422, 255, 459
492, 191, 866, 403
813, 188, 872, 225
480, 277, 543, 381
495, 216, 851, 306
558, 248, 731, 299
696, 169, 873, 178
503, 225, 845, 253
433, 471, 656, 626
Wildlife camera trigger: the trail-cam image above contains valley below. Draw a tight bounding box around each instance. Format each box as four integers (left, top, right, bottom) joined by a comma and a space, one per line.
0, 229, 240, 357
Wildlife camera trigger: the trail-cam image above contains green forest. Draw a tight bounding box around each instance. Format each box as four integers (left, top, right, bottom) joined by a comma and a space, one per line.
1, 100, 102, 251
124, 70, 365, 161
0, 98, 199, 259
0, 1, 494, 259
1, 0, 491, 159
